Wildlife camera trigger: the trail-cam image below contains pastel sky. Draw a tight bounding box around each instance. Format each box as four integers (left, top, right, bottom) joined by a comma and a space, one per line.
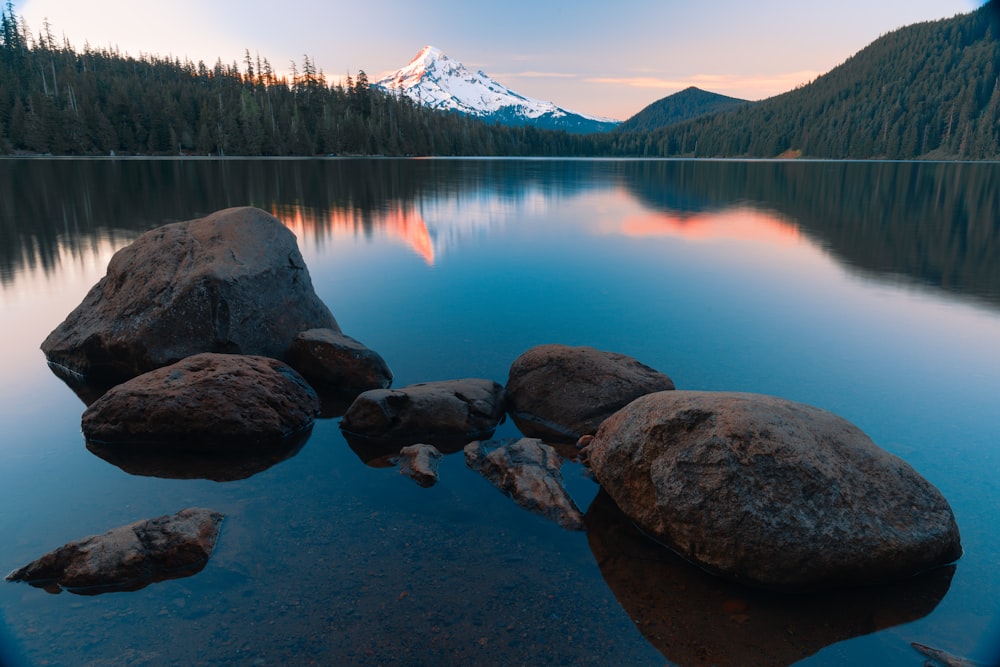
14, 0, 985, 120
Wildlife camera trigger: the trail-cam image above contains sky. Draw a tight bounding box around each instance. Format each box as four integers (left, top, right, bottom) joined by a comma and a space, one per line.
14, 0, 986, 121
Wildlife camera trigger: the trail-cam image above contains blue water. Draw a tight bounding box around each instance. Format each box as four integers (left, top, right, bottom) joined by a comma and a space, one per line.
1, 158, 998, 666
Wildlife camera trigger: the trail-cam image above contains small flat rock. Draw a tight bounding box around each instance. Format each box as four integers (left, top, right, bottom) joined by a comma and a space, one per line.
398, 444, 443, 487
465, 438, 584, 530
588, 390, 962, 591
286, 328, 393, 394
6, 508, 224, 594
505, 344, 675, 442
82, 352, 319, 449
340, 378, 506, 448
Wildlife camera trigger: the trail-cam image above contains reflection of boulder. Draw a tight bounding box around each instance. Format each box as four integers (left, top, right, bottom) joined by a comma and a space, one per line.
41, 207, 338, 383
341, 378, 506, 449
6, 508, 224, 595
588, 390, 962, 591
505, 344, 674, 442
86, 428, 310, 482
287, 328, 393, 396
82, 353, 320, 448
586, 490, 954, 667
465, 438, 584, 530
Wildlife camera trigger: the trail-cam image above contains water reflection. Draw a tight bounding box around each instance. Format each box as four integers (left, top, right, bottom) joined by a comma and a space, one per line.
85, 428, 311, 482
2, 158, 998, 309
586, 491, 954, 667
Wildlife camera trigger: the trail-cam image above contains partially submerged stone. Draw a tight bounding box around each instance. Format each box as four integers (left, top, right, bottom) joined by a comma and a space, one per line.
398, 444, 443, 487
340, 378, 506, 448
465, 438, 584, 530
6, 508, 224, 594
587, 391, 962, 591
41, 207, 338, 382
505, 344, 674, 442
82, 353, 319, 449
286, 328, 393, 394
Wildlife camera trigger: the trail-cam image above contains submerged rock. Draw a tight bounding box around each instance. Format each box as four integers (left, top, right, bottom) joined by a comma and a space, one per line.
465, 438, 584, 530
398, 444, 443, 487
286, 328, 393, 395
41, 207, 338, 382
6, 508, 224, 594
505, 344, 674, 442
341, 378, 506, 448
587, 390, 962, 591
82, 352, 319, 449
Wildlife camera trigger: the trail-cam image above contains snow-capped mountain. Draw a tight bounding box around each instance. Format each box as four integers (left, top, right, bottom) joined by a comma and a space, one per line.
374, 46, 620, 134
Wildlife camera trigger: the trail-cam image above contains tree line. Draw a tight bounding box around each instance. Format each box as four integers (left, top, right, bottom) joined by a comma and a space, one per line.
2, 1, 999, 159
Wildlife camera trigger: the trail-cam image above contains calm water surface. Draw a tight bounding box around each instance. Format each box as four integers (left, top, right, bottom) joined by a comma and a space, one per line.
1, 158, 999, 666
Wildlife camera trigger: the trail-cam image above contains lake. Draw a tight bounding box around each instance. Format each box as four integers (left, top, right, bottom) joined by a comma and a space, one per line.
1, 158, 999, 666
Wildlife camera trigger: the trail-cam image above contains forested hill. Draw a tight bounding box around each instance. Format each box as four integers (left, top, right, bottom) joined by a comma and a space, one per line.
612, 1, 1000, 159
616, 87, 750, 133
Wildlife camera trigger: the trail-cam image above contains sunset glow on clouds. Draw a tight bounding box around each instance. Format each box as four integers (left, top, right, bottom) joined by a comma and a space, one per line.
16, 0, 984, 120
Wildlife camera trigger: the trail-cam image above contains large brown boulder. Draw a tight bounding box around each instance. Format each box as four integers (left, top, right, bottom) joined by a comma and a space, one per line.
41, 207, 338, 382
465, 438, 584, 530
6, 508, 223, 594
586, 391, 962, 591
340, 378, 506, 449
505, 344, 674, 442
82, 353, 320, 449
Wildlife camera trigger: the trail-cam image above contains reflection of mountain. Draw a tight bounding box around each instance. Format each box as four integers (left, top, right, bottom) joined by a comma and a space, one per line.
275, 203, 437, 265
616, 203, 801, 247
586, 490, 953, 667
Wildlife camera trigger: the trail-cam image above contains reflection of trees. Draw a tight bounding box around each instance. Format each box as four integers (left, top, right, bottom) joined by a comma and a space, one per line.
0, 158, 608, 283
620, 160, 1000, 308
4, 159, 1000, 310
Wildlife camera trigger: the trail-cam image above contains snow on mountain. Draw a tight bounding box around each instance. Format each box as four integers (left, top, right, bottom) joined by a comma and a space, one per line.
373, 46, 620, 134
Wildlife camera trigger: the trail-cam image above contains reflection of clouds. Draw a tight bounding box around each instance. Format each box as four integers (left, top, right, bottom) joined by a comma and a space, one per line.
604, 197, 802, 247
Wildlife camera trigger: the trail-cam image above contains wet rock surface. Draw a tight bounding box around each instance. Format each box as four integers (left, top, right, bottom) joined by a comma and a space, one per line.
398, 444, 443, 487
465, 438, 584, 530
286, 328, 393, 395
6, 508, 224, 594
340, 378, 506, 448
82, 352, 320, 449
587, 390, 962, 591
505, 344, 675, 442
41, 206, 338, 382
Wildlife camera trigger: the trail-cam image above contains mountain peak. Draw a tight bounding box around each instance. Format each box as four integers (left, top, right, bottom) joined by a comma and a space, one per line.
374, 46, 619, 133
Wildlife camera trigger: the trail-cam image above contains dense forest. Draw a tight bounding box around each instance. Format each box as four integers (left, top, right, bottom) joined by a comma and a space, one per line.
1, 0, 999, 158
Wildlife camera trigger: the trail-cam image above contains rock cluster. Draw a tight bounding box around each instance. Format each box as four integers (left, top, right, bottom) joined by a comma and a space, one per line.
25, 206, 962, 601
